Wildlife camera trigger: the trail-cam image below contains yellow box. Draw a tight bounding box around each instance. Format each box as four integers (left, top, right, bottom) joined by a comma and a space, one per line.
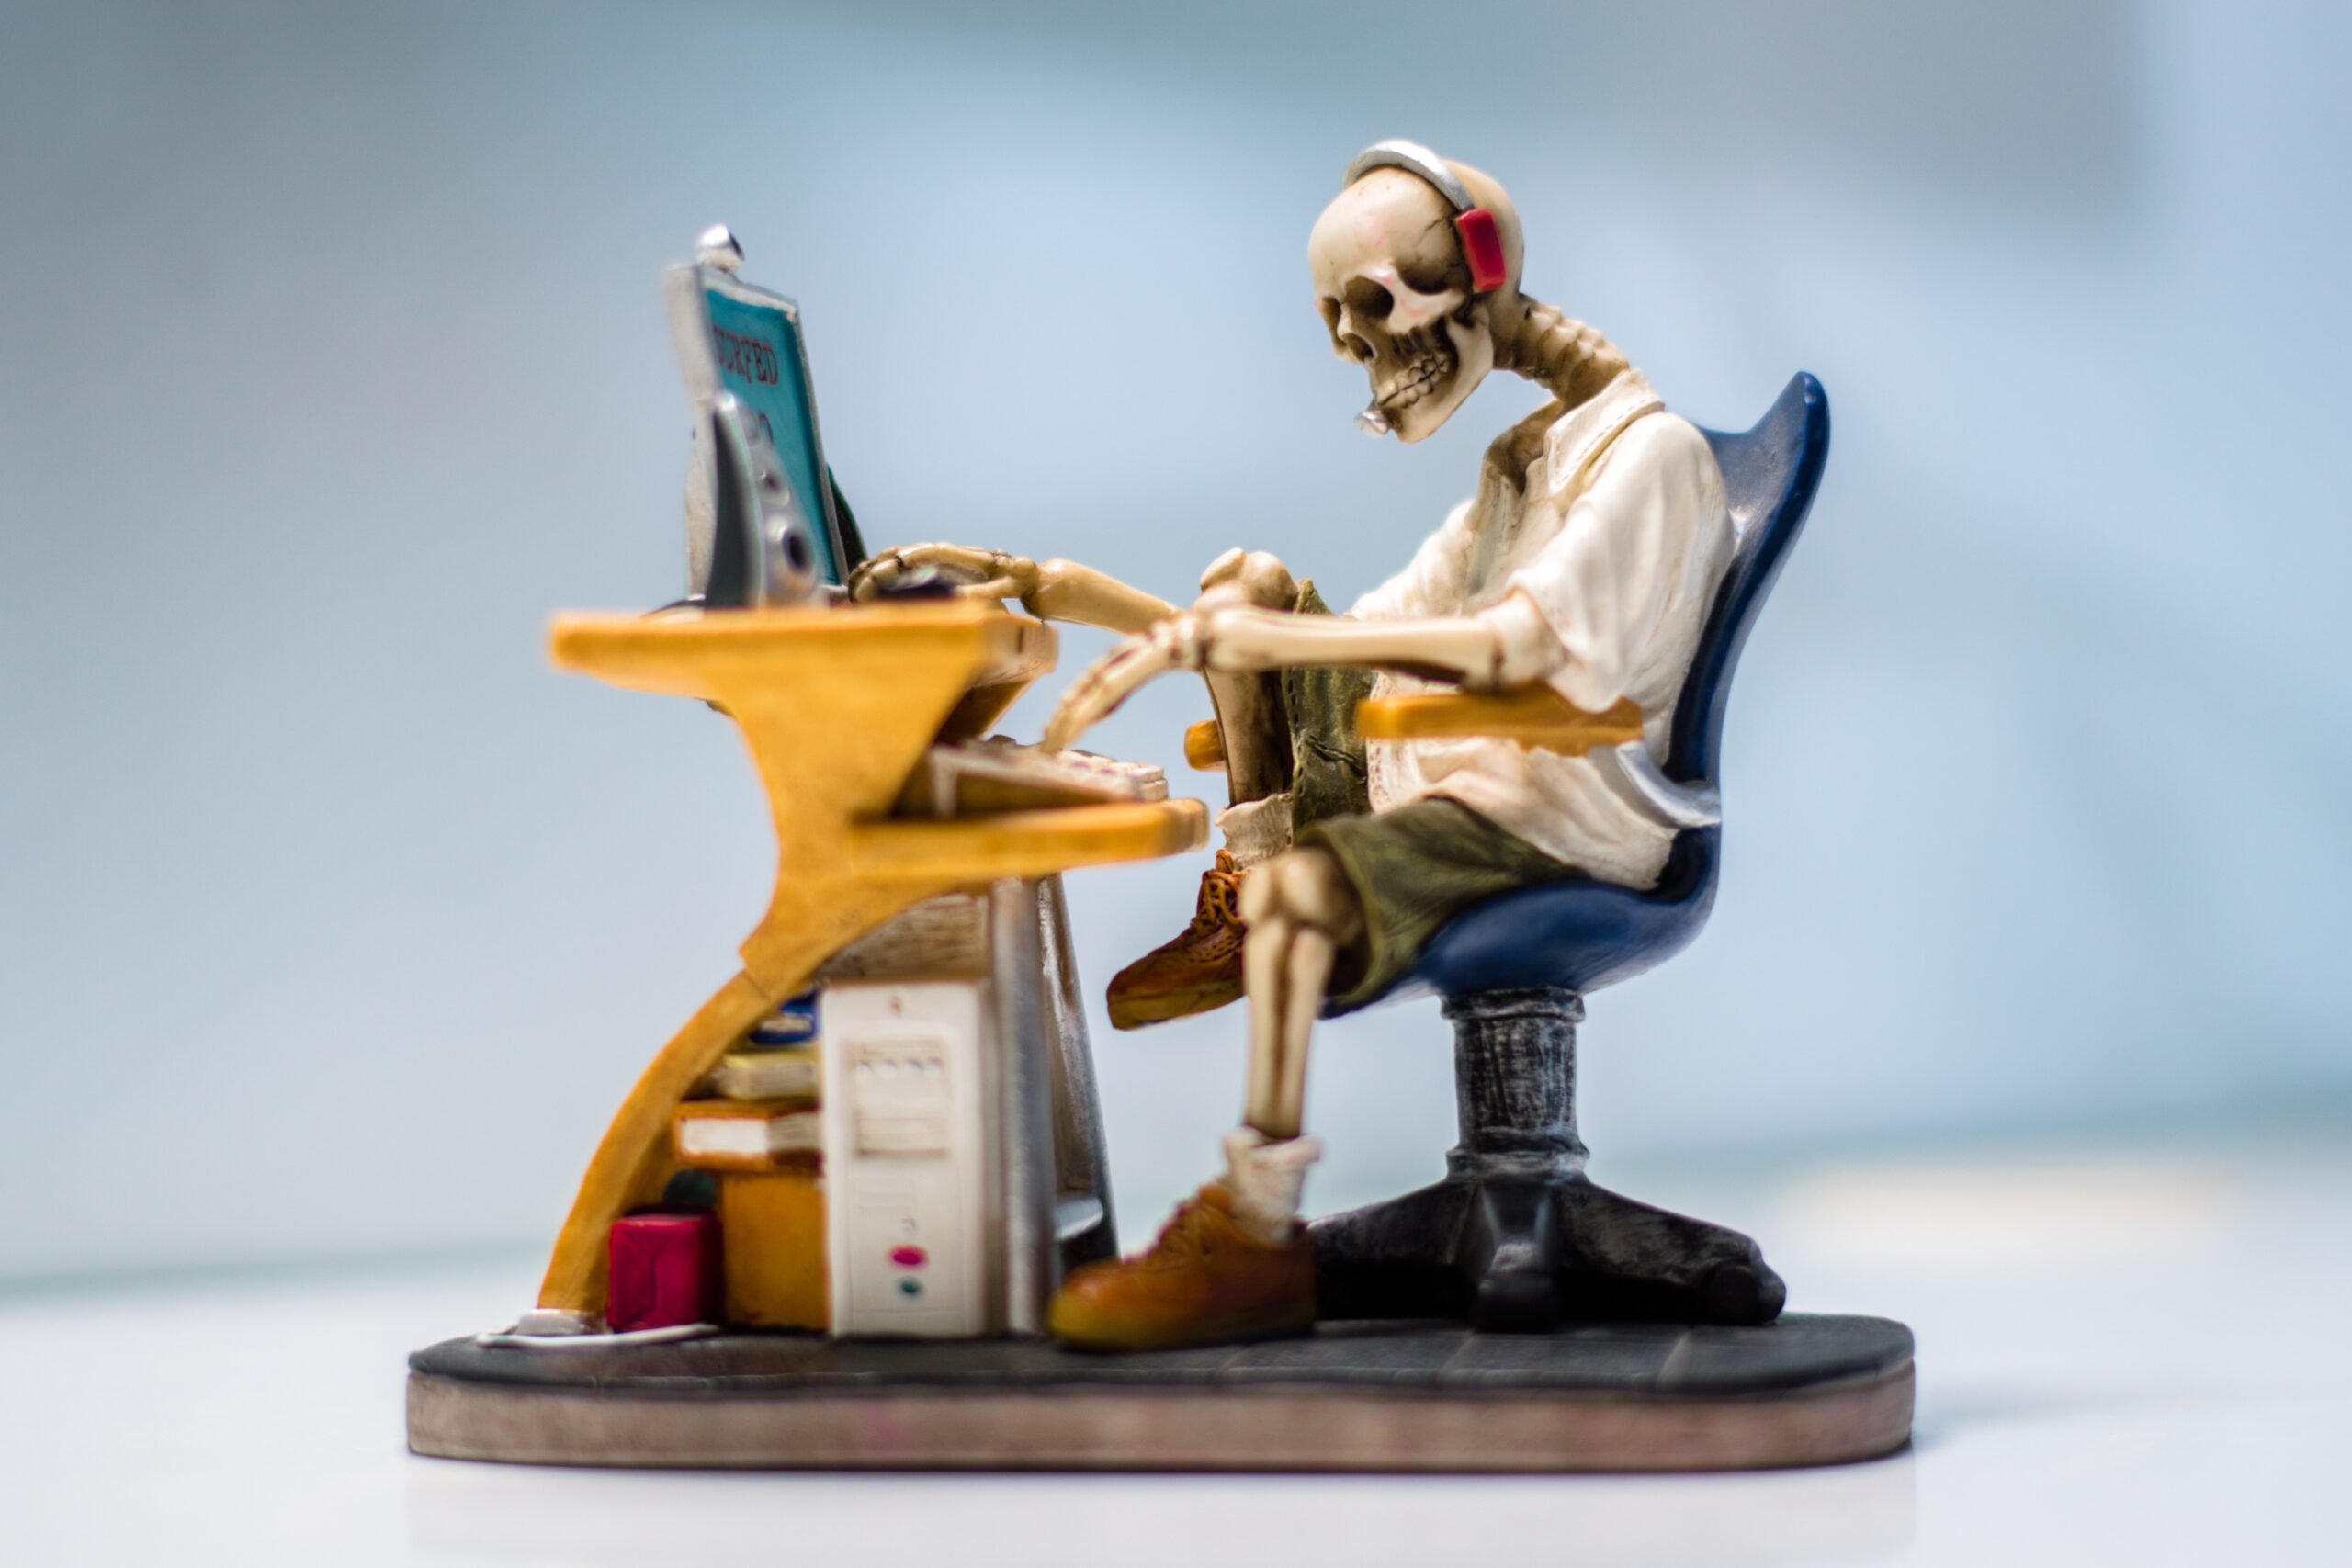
718, 1169, 828, 1330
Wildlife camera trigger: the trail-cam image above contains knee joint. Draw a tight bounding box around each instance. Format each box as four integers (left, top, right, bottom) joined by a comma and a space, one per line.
1241, 848, 1363, 942
1196, 548, 1297, 609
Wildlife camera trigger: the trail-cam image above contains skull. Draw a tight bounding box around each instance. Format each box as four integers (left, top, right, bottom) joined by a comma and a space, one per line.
1308, 167, 1498, 443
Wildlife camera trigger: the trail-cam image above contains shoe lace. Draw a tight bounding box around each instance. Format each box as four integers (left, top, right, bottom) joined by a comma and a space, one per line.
1193, 855, 1244, 931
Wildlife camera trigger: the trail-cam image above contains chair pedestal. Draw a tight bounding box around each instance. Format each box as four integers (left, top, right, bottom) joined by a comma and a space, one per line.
1311, 987, 1786, 1331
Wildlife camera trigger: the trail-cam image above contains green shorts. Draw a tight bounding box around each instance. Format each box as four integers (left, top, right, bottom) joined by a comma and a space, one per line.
1279, 583, 1577, 1010
1299, 797, 1578, 1009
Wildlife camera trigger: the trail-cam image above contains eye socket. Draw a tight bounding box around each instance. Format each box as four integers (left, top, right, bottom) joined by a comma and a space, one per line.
1400, 265, 1455, 297
1344, 276, 1395, 321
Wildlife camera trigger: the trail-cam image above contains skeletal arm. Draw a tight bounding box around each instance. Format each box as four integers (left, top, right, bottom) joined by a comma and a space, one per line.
1023, 558, 1182, 634
1191, 596, 1559, 685
1043, 592, 1561, 750
1046, 412, 1727, 750
849, 544, 1177, 635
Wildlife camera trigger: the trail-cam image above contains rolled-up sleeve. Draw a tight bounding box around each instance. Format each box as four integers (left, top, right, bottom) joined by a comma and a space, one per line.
1503, 414, 1716, 713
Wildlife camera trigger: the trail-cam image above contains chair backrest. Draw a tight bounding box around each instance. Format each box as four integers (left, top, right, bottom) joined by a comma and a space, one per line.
1666, 373, 1830, 787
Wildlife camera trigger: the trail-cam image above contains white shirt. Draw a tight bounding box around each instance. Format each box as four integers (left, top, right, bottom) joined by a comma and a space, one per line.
1349, 370, 1734, 889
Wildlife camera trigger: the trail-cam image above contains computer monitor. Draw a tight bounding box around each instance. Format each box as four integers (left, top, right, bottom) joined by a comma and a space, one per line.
665, 238, 856, 597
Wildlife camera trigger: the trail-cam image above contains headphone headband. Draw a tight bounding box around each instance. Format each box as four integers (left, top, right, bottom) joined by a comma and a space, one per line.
1340, 139, 1509, 295
1343, 140, 1476, 215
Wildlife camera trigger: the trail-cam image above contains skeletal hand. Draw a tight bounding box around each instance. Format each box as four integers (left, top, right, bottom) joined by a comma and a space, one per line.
849, 543, 1042, 604
1043, 613, 1210, 751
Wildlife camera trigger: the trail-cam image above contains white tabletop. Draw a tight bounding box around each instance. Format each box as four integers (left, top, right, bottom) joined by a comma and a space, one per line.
8, 1128, 2346, 1567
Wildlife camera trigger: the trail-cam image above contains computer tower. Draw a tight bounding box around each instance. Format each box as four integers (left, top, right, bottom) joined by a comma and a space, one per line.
819, 979, 991, 1335
819, 878, 1107, 1337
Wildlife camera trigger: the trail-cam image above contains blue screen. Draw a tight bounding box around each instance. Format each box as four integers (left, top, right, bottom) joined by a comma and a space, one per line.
699, 288, 842, 585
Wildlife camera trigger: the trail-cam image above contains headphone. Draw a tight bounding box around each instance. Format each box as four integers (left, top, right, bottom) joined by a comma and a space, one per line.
1342, 140, 1510, 295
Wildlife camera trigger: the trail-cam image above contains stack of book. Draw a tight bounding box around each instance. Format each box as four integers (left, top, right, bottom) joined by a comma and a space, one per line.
665, 989, 828, 1329
674, 987, 821, 1169
716, 987, 821, 1096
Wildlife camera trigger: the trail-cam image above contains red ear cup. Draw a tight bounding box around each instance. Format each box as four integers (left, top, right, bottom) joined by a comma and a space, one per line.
1455, 208, 1508, 293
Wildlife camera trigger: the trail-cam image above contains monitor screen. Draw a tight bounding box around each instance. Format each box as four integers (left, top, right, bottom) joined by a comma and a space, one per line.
665, 265, 851, 589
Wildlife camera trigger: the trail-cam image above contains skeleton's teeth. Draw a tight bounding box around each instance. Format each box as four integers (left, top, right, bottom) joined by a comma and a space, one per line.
1375, 348, 1453, 412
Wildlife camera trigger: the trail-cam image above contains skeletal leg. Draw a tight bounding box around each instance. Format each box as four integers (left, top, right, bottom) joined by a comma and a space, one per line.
1270, 925, 1337, 1136
1240, 900, 1329, 1143
1193, 548, 1299, 807
1218, 849, 1364, 1240
1239, 849, 1363, 1136
1241, 903, 1290, 1127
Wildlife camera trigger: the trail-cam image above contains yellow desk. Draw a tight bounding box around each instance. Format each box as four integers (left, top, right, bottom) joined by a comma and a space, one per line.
534, 601, 1204, 1317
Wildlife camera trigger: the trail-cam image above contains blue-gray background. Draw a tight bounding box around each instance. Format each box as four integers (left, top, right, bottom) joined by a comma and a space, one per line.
4, 0, 2346, 1282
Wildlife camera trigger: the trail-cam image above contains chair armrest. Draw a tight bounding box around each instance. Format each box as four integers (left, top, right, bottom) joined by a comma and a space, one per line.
1183, 719, 1227, 772
1354, 687, 1643, 756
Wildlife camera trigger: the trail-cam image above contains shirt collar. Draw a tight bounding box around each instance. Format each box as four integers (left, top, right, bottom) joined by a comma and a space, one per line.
1543, 369, 1664, 500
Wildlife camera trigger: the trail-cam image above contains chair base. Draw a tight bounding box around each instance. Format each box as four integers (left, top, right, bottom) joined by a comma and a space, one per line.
1309, 986, 1785, 1331
1312, 1172, 1785, 1330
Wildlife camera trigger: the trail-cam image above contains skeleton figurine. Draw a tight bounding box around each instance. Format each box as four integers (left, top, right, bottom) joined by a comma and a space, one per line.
852, 141, 1733, 1350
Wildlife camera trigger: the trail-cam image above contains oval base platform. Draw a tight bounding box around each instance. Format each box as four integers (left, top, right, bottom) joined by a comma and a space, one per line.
407, 1314, 1913, 1472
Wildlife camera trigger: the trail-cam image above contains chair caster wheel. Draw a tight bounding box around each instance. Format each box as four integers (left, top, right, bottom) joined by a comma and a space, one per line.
1702, 1261, 1786, 1325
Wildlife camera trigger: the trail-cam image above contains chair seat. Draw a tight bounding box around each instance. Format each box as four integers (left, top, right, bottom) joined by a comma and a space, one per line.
1327, 828, 1718, 1016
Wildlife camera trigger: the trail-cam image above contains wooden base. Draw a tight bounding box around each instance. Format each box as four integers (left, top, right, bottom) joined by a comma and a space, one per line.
407, 1315, 1913, 1472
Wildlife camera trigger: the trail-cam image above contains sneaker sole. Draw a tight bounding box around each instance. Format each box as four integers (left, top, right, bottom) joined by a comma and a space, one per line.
1048, 1299, 1317, 1355
1106, 982, 1245, 1032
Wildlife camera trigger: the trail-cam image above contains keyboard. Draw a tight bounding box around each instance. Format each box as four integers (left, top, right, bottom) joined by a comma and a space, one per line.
896, 739, 1169, 818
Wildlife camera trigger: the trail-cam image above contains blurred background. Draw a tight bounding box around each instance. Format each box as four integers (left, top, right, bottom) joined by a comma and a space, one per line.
4, 0, 2348, 1292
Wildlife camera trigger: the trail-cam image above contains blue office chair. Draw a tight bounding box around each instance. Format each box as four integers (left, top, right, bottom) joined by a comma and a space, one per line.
1310, 372, 1831, 1332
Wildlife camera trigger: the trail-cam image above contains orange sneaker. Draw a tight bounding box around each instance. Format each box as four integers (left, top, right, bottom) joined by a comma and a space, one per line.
1047, 1184, 1317, 1352
1105, 852, 1248, 1031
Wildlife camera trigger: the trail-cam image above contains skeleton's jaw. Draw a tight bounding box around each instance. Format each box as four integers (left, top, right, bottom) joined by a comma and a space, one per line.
1363, 315, 1494, 443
